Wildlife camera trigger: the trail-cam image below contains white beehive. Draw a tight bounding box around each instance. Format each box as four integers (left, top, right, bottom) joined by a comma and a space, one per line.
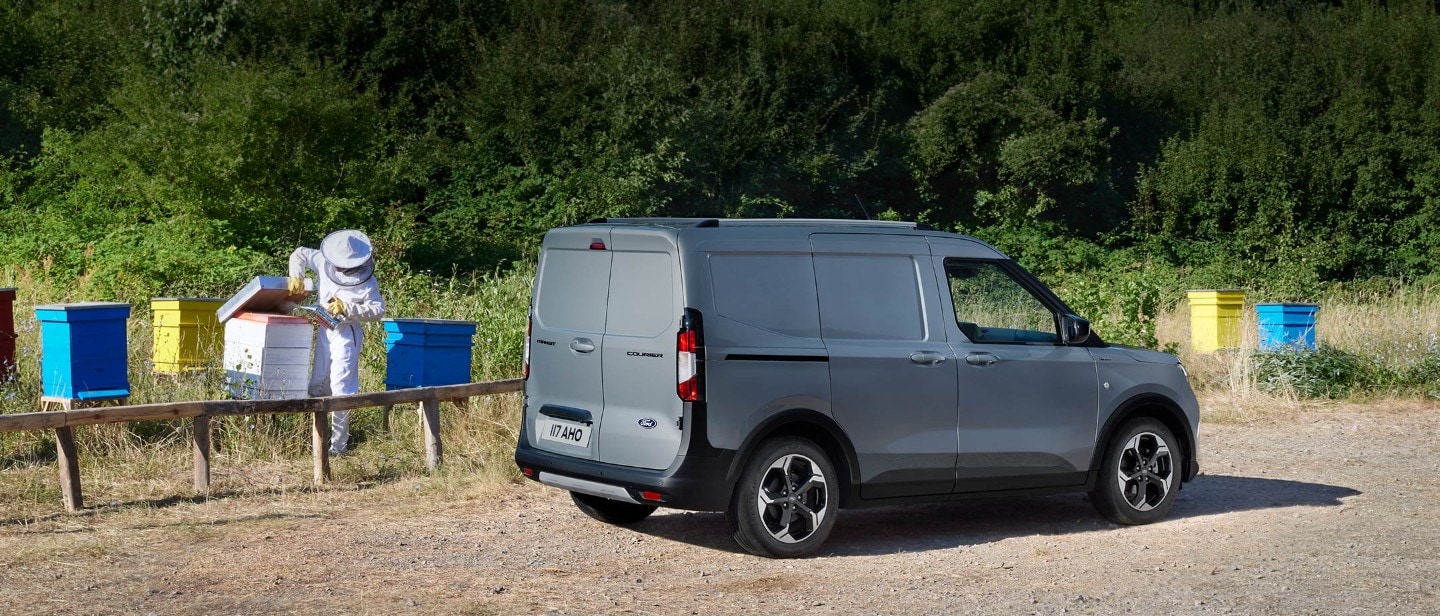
223, 312, 312, 399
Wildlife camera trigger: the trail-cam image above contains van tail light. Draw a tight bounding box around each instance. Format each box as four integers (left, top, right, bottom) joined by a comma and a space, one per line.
523, 314, 533, 380
676, 308, 704, 402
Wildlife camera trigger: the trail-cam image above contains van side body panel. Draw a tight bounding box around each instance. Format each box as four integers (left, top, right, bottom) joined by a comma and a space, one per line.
679, 231, 831, 453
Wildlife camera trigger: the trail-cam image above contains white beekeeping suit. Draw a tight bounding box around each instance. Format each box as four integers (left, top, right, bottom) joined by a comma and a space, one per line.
288, 229, 386, 455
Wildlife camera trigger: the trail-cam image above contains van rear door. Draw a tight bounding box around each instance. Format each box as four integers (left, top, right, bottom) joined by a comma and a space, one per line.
596, 229, 684, 470
527, 227, 612, 460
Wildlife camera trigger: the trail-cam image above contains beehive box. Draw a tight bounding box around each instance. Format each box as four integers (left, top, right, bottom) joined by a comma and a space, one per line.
152, 297, 225, 372
1256, 303, 1319, 350
382, 318, 476, 389
223, 312, 312, 400
34, 302, 132, 401
0, 288, 15, 380
1187, 289, 1245, 353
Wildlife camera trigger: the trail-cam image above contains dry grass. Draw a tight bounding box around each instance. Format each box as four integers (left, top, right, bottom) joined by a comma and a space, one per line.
0, 393, 524, 523
1157, 286, 1440, 422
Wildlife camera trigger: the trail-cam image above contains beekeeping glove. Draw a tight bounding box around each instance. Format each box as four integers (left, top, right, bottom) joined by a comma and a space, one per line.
287, 276, 306, 297
326, 296, 347, 317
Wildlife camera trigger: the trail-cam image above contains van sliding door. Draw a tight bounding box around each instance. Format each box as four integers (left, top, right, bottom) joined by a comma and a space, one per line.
812, 234, 959, 499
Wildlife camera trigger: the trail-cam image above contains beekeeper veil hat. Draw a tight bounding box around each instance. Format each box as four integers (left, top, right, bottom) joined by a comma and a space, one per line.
320, 229, 375, 286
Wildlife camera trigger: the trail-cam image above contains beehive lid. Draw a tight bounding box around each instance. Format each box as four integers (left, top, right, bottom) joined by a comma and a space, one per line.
34, 302, 133, 323
216, 276, 313, 323
34, 301, 131, 310
383, 318, 478, 326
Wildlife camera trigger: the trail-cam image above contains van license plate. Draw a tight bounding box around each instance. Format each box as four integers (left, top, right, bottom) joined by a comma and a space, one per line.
538, 417, 591, 448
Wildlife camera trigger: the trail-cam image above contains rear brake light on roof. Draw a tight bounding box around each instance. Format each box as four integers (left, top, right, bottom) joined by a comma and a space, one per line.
589, 239, 606, 250
677, 308, 704, 402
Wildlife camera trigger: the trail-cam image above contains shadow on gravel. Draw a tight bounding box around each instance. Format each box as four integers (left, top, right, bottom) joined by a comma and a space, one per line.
634, 474, 1359, 557
1171, 474, 1360, 518
0, 486, 340, 529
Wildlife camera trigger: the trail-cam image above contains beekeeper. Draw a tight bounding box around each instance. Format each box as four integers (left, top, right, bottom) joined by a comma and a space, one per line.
287, 229, 386, 456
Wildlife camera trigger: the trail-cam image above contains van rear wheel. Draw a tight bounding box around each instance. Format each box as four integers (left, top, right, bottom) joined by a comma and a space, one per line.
570, 492, 657, 525
726, 437, 838, 558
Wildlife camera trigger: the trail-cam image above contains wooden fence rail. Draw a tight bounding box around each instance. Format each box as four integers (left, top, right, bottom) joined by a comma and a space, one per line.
0, 378, 524, 513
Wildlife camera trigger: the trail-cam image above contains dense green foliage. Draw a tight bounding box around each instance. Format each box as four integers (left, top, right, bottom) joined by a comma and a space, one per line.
3, 0, 1440, 305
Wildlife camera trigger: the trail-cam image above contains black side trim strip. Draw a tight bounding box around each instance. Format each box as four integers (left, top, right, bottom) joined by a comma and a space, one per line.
724, 354, 829, 363
538, 405, 593, 425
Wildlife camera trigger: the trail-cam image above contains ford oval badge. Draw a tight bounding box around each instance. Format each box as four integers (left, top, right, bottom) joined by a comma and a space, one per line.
638, 417, 658, 429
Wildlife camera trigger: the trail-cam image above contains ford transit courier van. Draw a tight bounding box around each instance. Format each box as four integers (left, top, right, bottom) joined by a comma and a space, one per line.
516, 218, 1200, 557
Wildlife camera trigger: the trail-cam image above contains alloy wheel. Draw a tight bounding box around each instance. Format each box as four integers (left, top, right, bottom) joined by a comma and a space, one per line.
754, 453, 829, 543
1116, 431, 1173, 512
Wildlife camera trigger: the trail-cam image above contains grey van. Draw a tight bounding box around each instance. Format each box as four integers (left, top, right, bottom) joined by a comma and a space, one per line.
515, 218, 1199, 557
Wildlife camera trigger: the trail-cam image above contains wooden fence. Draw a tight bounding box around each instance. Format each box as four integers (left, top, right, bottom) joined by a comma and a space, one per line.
0, 378, 524, 513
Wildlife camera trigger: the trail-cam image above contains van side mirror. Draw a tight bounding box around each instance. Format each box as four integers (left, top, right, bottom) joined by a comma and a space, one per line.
1060, 314, 1091, 345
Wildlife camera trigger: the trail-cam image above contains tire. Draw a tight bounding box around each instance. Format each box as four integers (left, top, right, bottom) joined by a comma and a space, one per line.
570, 491, 657, 525
726, 437, 839, 558
1090, 417, 1182, 525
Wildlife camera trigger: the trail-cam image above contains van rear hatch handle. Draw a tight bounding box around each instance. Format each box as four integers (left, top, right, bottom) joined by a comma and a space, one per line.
570, 338, 596, 353
539, 405, 594, 425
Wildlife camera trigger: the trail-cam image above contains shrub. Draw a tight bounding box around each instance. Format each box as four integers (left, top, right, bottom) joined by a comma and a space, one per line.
1251, 346, 1373, 399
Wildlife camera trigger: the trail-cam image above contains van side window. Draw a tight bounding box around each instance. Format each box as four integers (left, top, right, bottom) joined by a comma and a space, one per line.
606, 251, 675, 337
710, 254, 820, 338
814, 255, 924, 341
945, 260, 1059, 344
536, 249, 609, 333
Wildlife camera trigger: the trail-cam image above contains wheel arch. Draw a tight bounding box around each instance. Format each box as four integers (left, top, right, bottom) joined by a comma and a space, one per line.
725, 409, 862, 508
1092, 394, 1197, 483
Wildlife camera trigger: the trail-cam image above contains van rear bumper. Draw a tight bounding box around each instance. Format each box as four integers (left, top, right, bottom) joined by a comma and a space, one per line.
515, 438, 735, 512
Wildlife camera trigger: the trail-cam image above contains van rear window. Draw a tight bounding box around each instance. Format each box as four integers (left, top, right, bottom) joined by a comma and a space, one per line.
536, 249, 609, 333
710, 255, 820, 338
606, 251, 675, 337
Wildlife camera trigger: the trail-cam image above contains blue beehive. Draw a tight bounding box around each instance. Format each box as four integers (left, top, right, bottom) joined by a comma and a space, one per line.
1256, 303, 1319, 350
34, 302, 132, 400
382, 318, 477, 389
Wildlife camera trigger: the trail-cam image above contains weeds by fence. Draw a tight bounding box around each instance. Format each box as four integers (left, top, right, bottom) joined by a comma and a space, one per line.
0, 379, 522, 513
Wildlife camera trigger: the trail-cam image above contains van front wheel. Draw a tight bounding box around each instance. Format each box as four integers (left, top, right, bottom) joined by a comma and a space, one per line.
1090, 417, 1181, 525
726, 437, 838, 558
570, 492, 657, 525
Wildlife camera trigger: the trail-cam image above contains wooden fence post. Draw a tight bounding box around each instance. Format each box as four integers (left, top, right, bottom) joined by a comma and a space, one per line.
312, 411, 331, 484
381, 404, 392, 433
419, 398, 442, 472
55, 426, 82, 512
192, 415, 211, 494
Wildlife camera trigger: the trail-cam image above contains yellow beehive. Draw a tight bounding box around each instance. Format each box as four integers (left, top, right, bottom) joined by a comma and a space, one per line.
152, 298, 225, 372
1187, 290, 1245, 353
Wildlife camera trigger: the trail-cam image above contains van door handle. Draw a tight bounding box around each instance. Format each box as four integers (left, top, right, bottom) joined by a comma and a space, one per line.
570, 338, 596, 353
965, 352, 999, 367
909, 351, 947, 366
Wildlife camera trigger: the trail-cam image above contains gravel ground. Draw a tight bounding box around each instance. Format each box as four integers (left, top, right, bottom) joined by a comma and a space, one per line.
2, 405, 1438, 615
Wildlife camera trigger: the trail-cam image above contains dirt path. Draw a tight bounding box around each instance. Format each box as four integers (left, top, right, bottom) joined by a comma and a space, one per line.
3, 406, 1439, 615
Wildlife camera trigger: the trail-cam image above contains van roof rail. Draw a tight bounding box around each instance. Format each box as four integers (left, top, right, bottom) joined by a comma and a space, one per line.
585, 218, 721, 228
586, 218, 934, 230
